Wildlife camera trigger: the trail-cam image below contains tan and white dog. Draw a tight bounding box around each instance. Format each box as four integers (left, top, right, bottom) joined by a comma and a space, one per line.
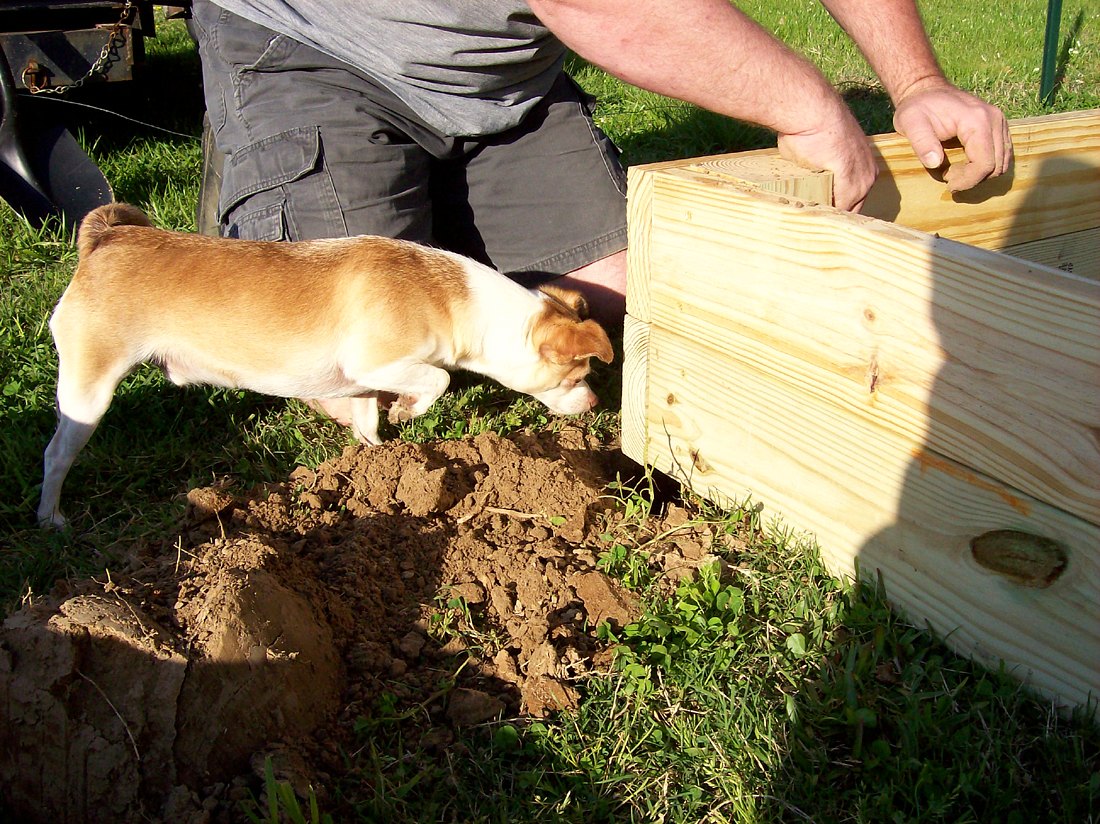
38, 204, 614, 527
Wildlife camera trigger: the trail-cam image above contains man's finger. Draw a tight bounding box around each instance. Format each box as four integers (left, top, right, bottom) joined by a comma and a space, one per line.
895, 113, 945, 170
948, 125, 997, 191
832, 177, 868, 212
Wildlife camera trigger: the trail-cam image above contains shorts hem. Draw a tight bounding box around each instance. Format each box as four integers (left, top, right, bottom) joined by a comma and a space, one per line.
510, 226, 628, 281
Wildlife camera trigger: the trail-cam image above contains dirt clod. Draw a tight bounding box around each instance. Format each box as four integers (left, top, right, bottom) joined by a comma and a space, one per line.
446, 687, 506, 726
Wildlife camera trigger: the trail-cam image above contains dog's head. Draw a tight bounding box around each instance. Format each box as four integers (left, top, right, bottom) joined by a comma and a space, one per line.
518, 285, 614, 415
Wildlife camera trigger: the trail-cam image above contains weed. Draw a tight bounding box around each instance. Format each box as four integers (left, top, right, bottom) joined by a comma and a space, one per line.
595, 536, 652, 590
242, 757, 333, 824
602, 560, 746, 694
427, 591, 506, 658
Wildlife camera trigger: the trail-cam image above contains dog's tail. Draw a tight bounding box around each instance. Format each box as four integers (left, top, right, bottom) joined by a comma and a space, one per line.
77, 203, 154, 258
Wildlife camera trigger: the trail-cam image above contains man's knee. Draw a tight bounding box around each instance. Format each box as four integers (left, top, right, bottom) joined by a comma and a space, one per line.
549, 250, 627, 328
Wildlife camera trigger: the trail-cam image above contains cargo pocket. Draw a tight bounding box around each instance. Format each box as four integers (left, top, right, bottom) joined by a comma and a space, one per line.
219, 126, 345, 241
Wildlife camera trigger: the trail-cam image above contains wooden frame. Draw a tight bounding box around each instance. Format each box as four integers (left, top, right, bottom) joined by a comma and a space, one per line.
623, 110, 1100, 713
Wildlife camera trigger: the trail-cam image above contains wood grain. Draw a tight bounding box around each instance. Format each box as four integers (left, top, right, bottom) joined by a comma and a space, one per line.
621, 314, 650, 466
642, 172, 1100, 525
633, 320, 1100, 710
625, 166, 656, 324
627, 155, 833, 323
654, 109, 1100, 256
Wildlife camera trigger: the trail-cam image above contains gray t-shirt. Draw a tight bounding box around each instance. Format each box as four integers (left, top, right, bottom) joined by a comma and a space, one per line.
209, 1, 567, 136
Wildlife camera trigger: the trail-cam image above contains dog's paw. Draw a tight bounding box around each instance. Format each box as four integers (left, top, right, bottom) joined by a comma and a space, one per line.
387, 394, 419, 424
37, 510, 68, 531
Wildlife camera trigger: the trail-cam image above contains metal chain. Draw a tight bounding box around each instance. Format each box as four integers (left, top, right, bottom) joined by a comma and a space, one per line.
22, 0, 135, 95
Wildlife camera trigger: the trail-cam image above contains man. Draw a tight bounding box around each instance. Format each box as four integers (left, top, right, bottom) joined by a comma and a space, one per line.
189, 0, 1010, 417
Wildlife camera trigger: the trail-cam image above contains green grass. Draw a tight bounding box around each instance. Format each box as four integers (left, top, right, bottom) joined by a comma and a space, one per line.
1, 3, 1097, 821
321, 494, 1099, 823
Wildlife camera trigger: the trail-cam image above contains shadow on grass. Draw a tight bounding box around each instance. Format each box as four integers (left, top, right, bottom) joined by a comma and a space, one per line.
0, 372, 345, 607
768, 576, 1099, 823
333, 719, 631, 822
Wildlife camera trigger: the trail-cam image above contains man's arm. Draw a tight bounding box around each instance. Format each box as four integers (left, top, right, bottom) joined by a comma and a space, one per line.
528, 0, 1010, 209
819, 0, 1012, 189
527, 0, 878, 210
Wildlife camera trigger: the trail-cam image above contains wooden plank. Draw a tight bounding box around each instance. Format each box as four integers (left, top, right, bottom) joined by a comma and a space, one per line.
625, 165, 657, 324
641, 170, 1100, 526
646, 109, 1100, 251
626, 157, 832, 324
1003, 227, 1100, 281
861, 109, 1100, 249
634, 319, 1100, 711
665, 154, 832, 202
622, 112, 1100, 712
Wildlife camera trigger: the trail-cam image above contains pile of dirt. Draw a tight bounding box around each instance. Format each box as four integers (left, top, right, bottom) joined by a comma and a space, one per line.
0, 428, 715, 823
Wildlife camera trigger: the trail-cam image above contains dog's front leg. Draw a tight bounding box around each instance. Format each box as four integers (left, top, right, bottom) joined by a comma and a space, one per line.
384, 364, 452, 425
346, 361, 451, 427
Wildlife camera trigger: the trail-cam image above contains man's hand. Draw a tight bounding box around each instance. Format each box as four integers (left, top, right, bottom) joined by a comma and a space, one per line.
893, 81, 1013, 191
819, 1, 1012, 193
776, 106, 879, 212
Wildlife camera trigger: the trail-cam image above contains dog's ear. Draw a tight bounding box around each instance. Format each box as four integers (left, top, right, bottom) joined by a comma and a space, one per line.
539, 319, 614, 365
538, 284, 590, 319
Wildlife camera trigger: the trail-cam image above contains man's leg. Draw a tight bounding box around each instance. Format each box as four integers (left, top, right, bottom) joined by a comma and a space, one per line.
189, 0, 443, 244
553, 250, 627, 327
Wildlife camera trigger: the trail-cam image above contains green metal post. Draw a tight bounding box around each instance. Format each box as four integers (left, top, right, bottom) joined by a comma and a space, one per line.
1040, 0, 1063, 105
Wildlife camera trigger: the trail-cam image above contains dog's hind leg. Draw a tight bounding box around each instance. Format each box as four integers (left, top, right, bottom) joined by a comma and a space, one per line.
37, 348, 133, 528
349, 392, 382, 445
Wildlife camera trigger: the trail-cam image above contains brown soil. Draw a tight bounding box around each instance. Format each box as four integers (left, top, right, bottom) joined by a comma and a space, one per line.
0, 428, 714, 823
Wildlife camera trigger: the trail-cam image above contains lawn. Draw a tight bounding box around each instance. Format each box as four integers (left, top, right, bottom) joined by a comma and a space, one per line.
1, 2, 1097, 822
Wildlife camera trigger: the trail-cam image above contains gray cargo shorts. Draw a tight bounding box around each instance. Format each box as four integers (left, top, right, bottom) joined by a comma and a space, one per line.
188, 0, 628, 284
